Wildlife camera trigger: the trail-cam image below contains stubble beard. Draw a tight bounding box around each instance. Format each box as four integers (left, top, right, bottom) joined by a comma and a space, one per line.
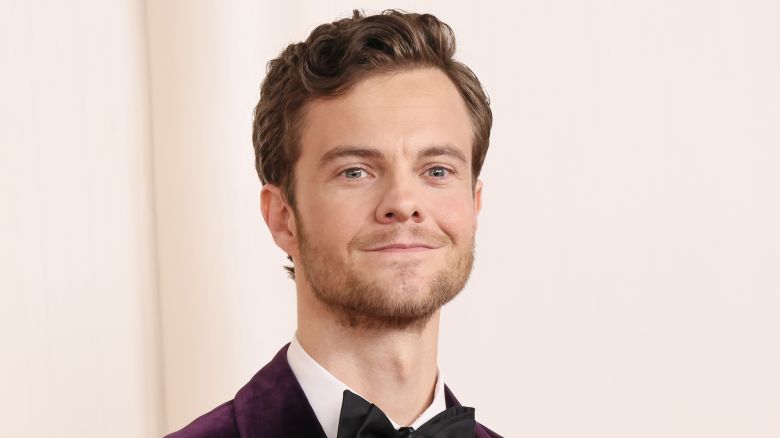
297, 220, 475, 333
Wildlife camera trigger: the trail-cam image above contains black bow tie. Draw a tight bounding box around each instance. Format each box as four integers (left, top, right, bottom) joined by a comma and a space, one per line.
336, 389, 476, 438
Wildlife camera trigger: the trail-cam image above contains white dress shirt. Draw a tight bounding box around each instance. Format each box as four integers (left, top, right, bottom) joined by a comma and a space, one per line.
287, 334, 447, 438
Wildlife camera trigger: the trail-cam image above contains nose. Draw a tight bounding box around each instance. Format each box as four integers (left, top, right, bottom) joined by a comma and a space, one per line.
375, 172, 424, 224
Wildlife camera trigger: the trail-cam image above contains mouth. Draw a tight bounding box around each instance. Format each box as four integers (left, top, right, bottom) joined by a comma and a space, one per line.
365, 243, 439, 253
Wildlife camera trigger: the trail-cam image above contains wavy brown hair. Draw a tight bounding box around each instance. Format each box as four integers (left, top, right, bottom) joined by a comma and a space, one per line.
252, 9, 492, 278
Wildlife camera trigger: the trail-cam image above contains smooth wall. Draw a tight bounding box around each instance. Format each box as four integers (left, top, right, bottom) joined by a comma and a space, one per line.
1, 0, 164, 437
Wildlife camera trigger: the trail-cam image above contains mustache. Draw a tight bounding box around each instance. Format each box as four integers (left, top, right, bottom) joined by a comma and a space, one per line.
349, 226, 450, 250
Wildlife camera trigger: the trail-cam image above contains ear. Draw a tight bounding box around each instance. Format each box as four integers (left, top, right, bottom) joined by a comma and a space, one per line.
260, 184, 299, 259
473, 179, 483, 229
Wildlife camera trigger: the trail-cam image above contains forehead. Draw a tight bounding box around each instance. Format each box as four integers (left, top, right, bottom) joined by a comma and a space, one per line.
297, 68, 473, 162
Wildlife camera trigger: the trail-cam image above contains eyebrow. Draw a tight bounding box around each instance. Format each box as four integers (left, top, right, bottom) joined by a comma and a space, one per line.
318, 144, 468, 167
318, 146, 384, 167
417, 145, 468, 164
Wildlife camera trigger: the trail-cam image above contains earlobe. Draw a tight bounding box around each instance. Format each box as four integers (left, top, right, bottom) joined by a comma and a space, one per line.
260, 185, 299, 258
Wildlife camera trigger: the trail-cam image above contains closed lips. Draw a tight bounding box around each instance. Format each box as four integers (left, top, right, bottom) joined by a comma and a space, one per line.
367, 243, 438, 251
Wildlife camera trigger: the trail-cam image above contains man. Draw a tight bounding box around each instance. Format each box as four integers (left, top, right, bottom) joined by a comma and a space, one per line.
166, 9, 499, 438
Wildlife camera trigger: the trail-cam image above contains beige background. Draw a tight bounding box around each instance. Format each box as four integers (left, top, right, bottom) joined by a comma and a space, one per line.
2, 0, 778, 437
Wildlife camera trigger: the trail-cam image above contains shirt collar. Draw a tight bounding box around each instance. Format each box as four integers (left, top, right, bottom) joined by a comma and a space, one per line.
287, 334, 446, 438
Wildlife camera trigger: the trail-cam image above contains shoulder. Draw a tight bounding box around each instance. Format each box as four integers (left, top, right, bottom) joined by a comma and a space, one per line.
163, 400, 239, 438
476, 421, 503, 438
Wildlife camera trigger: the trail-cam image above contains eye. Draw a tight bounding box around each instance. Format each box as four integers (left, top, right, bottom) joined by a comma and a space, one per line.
342, 167, 366, 179
427, 166, 451, 178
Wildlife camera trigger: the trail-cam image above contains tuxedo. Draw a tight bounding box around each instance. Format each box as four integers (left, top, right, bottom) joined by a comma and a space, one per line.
165, 343, 501, 437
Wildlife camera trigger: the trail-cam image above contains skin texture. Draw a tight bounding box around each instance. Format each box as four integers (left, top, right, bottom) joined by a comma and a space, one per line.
261, 67, 483, 427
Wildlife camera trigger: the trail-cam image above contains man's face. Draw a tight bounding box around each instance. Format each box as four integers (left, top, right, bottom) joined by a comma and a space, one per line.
290, 67, 482, 330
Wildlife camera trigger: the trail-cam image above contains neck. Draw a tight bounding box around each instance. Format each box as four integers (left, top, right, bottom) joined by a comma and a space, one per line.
296, 285, 441, 426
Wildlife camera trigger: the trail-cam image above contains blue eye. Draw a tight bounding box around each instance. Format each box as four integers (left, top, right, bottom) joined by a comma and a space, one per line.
343, 168, 365, 179
427, 166, 449, 178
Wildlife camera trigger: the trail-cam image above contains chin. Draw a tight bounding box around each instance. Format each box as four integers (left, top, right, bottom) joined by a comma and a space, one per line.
376, 277, 436, 299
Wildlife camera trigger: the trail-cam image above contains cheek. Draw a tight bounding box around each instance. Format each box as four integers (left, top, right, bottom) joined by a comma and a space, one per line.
300, 188, 368, 247
429, 193, 476, 241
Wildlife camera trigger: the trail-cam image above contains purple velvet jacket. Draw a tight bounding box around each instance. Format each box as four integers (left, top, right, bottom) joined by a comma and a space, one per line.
165, 343, 501, 437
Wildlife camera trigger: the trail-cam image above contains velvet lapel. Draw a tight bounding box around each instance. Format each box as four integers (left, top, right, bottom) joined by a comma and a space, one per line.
232, 343, 327, 438
444, 384, 461, 409
445, 383, 502, 438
